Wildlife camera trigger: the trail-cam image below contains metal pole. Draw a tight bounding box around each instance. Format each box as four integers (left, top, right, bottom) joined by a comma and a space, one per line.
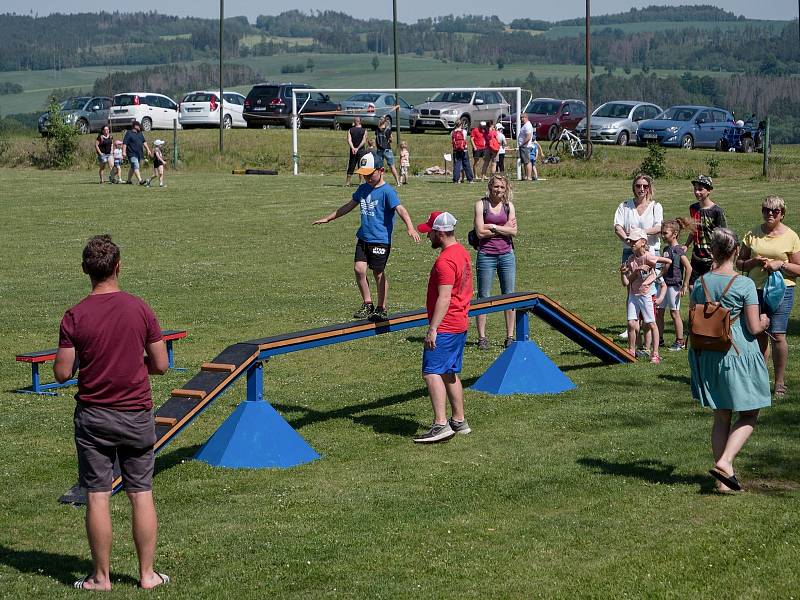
585, 0, 591, 156
516, 87, 522, 181
292, 91, 299, 175
392, 0, 400, 148
172, 119, 178, 166
763, 116, 770, 178
219, 0, 224, 154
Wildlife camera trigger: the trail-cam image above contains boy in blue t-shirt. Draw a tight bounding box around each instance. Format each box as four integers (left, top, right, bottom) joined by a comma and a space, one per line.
313, 152, 420, 322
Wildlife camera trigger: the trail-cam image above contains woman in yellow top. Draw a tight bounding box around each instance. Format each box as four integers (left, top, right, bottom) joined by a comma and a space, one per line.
737, 195, 800, 398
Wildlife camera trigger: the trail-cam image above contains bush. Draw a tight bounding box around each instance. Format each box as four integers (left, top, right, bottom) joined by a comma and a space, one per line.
280, 63, 306, 74
36, 99, 80, 168
637, 143, 667, 178
706, 155, 720, 178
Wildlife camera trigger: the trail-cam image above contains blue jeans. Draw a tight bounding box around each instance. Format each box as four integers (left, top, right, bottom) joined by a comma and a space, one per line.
452, 149, 473, 183
757, 286, 795, 334
476, 251, 516, 298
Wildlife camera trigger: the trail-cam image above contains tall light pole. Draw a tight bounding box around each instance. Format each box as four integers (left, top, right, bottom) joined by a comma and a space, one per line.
585, 0, 591, 157
392, 0, 400, 146
219, 0, 224, 154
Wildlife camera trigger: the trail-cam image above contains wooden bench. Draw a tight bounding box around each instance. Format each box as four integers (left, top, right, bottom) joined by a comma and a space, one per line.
15, 329, 188, 395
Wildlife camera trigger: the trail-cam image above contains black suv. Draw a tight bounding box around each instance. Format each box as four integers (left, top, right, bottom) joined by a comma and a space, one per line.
243, 83, 340, 129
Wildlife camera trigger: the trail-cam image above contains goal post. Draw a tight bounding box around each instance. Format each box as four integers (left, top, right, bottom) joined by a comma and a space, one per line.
291, 87, 523, 180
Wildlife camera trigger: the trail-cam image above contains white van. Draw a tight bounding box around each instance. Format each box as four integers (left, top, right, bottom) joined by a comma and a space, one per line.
110, 93, 181, 131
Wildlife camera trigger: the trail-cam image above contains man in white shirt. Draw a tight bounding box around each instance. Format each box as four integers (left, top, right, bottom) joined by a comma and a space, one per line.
518, 114, 534, 181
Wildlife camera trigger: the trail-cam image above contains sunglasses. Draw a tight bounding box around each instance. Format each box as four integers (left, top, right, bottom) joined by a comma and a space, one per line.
634, 183, 650, 189
762, 207, 783, 216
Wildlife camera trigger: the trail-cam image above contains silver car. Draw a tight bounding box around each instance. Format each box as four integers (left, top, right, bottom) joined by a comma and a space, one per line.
574, 101, 662, 145
38, 96, 112, 136
334, 93, 414, 130
410, 90, 510, 132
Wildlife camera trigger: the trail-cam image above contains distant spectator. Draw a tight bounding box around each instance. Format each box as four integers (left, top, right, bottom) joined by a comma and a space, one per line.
345, 116, 367, 187
451, 119, 474, 184
480, 120, 499, 180
122, 121, 151, 186
111, 141, 123, 184
95, 125, 113, 184
518, 114, 534, 180
399, 140, 410, 185
470, 121, 487, 178
145, 139, 166, 188
494, 123, 507, 173
376, 116, 401, 186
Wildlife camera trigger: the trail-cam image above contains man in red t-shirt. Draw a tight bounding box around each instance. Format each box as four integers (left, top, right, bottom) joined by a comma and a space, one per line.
414, 211, 474, 443
470, 121, 487, 179
54, 235, 170, 591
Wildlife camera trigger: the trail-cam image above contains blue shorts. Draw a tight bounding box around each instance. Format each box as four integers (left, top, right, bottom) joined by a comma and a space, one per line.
757, 286, 795, 334
381, 148, 395, 166
129, 156, 140, 170
422, 331, 467, 375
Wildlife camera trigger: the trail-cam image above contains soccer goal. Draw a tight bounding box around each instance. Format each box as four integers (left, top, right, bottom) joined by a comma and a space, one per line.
290, 87, 524, 180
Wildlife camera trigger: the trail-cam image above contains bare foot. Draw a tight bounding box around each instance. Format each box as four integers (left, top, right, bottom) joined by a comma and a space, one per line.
140, 572, 170, 589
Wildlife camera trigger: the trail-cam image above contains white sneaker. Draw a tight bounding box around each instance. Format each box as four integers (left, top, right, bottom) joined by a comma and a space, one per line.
618, 330, 629, 340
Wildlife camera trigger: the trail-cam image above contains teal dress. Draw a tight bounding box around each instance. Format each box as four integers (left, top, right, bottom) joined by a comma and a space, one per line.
688, 273, 771, 411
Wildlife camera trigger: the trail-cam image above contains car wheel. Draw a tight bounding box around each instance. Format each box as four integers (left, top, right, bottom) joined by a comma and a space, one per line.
332, 120, 341, 131
715, 139, 728, 152
681, 134, 693, 150
548, 125, 560, 141
616, 131, 629, 146
740, 137, 754, 153
141, 118, 152, 132
76, 119, 90, 134
410, 123, 422, 134
223, 115, 233, 129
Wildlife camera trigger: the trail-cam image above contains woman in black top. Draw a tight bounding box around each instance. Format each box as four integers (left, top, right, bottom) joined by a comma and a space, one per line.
345, 116, 367, 187
95, 125, 114, 184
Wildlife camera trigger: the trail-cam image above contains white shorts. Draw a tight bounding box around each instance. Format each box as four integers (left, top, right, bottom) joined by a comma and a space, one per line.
658, 286, 681, 311
627, 293, 656, 324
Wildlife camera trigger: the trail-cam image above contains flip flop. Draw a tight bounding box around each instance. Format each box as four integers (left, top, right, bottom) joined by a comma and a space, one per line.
709, 468, 742, 491
73, 575, 91, 589
139, 572, 170, 589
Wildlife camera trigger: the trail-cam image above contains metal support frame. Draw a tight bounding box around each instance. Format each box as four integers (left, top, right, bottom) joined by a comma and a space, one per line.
15, 362, 74, 395
292, 87, 523, 180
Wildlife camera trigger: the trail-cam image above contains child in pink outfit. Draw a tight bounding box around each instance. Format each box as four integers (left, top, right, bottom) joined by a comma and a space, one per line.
620, 228, 672, 363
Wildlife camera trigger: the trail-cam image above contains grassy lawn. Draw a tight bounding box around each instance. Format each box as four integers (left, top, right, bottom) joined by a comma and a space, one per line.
0, 153, 799, 597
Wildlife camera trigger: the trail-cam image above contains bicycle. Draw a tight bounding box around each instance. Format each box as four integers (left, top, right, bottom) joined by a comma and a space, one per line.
548, 125, 593, 159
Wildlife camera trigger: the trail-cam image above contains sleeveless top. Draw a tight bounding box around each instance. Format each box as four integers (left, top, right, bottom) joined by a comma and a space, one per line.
479, 200, 513, 255
97, 135, 112, 154
349, 126, 365, 148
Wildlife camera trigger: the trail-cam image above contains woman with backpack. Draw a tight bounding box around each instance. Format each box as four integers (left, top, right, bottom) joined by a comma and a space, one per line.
689, 228, 771, 493
451, 119, 474, 184
473, 174, 517, 350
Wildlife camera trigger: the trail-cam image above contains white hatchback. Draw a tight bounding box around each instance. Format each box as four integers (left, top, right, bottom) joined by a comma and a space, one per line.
110, 93, 181, 131
179, 91, 247, 129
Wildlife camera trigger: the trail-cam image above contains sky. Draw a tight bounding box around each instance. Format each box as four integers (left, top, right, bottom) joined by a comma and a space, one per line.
1, 0, 796, 23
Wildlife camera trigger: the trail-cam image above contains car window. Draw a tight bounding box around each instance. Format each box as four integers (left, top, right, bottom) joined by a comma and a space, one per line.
249, 86, 280, 102
113, 95, 137, 107
101, 98, 112, 110
185, 93, 213, 103
474, 92, 487, 104
430, 91, 473, 104
574, 103, 585, 116
631, 106, 647, 121
526, 100, 560, 115
561, 103, 572, 114
164, 98, 177, 111
223, 94, 238, 105
348, 93, 380, 102
696, 110, 711, 123
659, 107, 695, 121
645, 105, 660, 119
384, 95, 396, 106
712, 110, 728, 123
398, 96, 411, 109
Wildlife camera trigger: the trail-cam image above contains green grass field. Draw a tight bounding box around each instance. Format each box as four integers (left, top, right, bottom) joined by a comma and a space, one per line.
1, 143, 799, 597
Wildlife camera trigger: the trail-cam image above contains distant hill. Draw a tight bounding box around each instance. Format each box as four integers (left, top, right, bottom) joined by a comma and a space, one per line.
555, 4, 740, 26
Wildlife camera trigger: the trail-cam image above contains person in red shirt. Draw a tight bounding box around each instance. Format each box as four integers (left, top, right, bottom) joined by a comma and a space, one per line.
54, 235, 170, 591
470, 121, 487, 180
414, 211, 474, 443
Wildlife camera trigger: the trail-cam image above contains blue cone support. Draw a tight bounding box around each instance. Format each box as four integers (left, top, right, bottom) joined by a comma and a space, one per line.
195, 400, 321, 468
470, 340, 576, 395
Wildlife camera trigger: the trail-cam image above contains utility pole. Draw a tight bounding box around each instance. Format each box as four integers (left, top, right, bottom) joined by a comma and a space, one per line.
219, 0, 224, 154
392, 0, 401, 147
585, 0, 592, 157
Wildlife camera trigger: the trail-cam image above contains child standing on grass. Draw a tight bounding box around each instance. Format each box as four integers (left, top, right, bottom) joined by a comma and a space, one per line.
656, 218, 694, 351
529, 138, 541, 181
621, 228, 672, 363
111, 141, 124, 184
684, 175, 726, 287
399, 141, 410, 185
146, 139, 166, 188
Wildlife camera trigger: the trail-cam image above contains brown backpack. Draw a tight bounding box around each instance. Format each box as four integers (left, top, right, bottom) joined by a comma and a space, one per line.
689, 275, 740, 355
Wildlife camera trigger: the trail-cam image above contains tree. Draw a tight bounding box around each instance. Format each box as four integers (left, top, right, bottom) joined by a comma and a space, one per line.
371, 55, 379, 71
306, 58, 315, 72
497, 56, 505, 70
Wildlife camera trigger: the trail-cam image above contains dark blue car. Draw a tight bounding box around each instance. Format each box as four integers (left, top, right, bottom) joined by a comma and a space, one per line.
636, 105, 734, 149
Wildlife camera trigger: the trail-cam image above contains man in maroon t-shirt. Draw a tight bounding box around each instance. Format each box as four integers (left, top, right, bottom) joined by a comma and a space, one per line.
54, 234, 169, 591
414, 211, 474, 443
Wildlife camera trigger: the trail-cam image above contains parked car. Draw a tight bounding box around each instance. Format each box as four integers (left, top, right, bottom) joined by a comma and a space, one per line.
519, 98, 586, 141
109, 93, 181, 131
409, 90, 510, 132
38, 96, 112, 136
636, 105, 734, 149
243, 83, 340, 129
334, 93, 414, 130
179, 91, 247, 129
574, 101, 662, 146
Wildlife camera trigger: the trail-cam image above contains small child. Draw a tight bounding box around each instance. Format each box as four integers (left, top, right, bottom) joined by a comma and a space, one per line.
655, 218, 695, 351
111, 141, 124, 184
529, 138, 541, 181
399, 141, 410, 185
620, 228, 672, 363
146, 139, 166, 188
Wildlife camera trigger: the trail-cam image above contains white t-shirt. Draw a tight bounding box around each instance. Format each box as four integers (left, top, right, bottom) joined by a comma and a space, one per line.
613, 199, 664, 253
519, 121, 534, 148
496, 131, 506, 154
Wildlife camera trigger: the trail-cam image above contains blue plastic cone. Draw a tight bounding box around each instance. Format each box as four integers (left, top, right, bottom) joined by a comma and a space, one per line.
195, 400, 321, 468
470, 340, 575, 395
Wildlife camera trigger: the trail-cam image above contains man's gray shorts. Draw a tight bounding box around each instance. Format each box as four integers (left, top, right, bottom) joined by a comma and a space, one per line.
74, 404, 156, 492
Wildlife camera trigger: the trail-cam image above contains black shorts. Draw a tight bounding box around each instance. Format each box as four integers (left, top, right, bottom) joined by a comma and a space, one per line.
74, 404, 157, 493
473, 149, 485, 160
355, 239, 391, 272
347, 148, 367, 175
689, 258, 712, 284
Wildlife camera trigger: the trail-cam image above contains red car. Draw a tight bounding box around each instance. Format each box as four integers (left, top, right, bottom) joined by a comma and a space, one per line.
520, 98, 587, 141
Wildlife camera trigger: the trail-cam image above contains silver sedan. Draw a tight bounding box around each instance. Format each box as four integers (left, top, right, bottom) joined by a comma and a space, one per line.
575, 101, 663, 145
334, 93, 413, 130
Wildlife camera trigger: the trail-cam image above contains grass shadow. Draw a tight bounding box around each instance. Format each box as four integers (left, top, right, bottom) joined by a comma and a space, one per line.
154, 443, 203, 476
657, 373, 691, 385
560, 361, 607, 372
577, 457, 716, 492
0, 544, 139, 588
